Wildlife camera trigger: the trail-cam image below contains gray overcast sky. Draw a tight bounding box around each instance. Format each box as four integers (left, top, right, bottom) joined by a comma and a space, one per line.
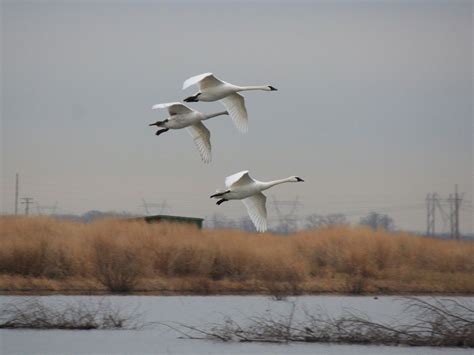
1, 0, 472, 232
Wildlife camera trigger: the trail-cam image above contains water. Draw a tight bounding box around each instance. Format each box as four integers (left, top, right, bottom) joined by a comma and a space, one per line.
1, 295, 472, 354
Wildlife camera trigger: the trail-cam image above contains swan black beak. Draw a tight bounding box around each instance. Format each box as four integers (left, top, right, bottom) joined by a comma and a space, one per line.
296, 177, 304, 182
149, 119, 168, 127
184, 94, 200, 102
268, 86, 278, 91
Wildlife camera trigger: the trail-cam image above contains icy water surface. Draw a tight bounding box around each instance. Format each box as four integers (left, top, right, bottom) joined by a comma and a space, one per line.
1, 295, 472, 354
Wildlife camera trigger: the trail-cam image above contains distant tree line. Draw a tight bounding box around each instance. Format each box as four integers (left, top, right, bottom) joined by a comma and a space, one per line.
205, 211, 395, 233
51, 210, 138, 223
359, 211, 395, 231
49, 209, 395, 233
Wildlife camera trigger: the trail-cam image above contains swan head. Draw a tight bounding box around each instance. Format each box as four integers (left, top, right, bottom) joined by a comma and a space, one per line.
290, 176, 304, 182
267, 85, 278, 91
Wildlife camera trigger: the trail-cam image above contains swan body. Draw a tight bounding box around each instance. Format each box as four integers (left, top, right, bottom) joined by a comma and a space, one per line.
149, 102, 228, 163
182, 73, 277, 133
211, 171, 304, 232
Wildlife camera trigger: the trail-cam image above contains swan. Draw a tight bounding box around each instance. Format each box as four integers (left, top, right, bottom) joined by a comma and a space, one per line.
149, 102, 228, 163
182, 73, 277, 133
210, 170, 304, 232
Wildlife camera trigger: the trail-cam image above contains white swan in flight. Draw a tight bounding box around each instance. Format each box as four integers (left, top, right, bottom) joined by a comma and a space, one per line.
210, 171, 304, 232
182, 73, 277, 133
149, 102, 228, 163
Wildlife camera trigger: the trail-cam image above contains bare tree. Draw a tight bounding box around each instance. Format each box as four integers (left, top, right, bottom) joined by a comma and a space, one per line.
305, 213, 348, 229
359, 212, 395, 231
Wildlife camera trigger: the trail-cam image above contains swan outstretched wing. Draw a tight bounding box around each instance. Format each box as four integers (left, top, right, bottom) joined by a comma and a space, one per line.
152, 102, 193, 115
225, 170, 255, 188
242, 192, 268, 232
186, 122, 211, 163
220, 93, 248, 133
182, 73, 224, 90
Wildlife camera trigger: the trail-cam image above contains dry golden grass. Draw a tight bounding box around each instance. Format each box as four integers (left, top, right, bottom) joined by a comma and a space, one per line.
0, 216, 473, 294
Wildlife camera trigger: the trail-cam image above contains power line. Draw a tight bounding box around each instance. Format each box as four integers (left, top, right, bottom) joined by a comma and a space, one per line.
426, 185, 464, 239
140, 198, 170, 216
426, 193, 436, 236
340, 203, 425, 217
35, 202, 58, 215
270, 196, 303, 233
435, 199, 449, 234
20, 197, 34, 216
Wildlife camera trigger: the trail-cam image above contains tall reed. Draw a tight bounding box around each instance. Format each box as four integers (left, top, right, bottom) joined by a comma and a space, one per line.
0, 217, 472, 294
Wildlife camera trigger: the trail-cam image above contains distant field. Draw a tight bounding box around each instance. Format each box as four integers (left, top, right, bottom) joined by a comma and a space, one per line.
0, 217, 473, 295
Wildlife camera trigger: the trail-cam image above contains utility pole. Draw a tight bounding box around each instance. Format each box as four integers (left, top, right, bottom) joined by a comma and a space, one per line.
454, 184, 461, 240
14, 173, 19, 215
20, 197, 34, 216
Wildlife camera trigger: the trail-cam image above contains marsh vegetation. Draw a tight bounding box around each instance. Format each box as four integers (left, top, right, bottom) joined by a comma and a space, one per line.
0, 298, 142, 329
166, 297, 474, 347
0, 217, 473, 294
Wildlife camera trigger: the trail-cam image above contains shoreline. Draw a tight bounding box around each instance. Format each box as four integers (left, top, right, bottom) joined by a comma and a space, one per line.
1, 289, 474, 297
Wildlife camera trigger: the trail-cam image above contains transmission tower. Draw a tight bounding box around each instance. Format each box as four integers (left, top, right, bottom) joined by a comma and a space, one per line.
270, 196, 303, 233
448, 184, 463, 240
426, 185, 464, 239
140, 198, 170, 215
426, 193, 436, 236
434, 197, 450, 234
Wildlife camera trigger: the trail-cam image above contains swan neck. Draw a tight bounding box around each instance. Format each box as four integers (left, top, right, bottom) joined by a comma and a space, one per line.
238, 85, 269, 91
261, 178, 293, 190
204, 111, 228, 120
